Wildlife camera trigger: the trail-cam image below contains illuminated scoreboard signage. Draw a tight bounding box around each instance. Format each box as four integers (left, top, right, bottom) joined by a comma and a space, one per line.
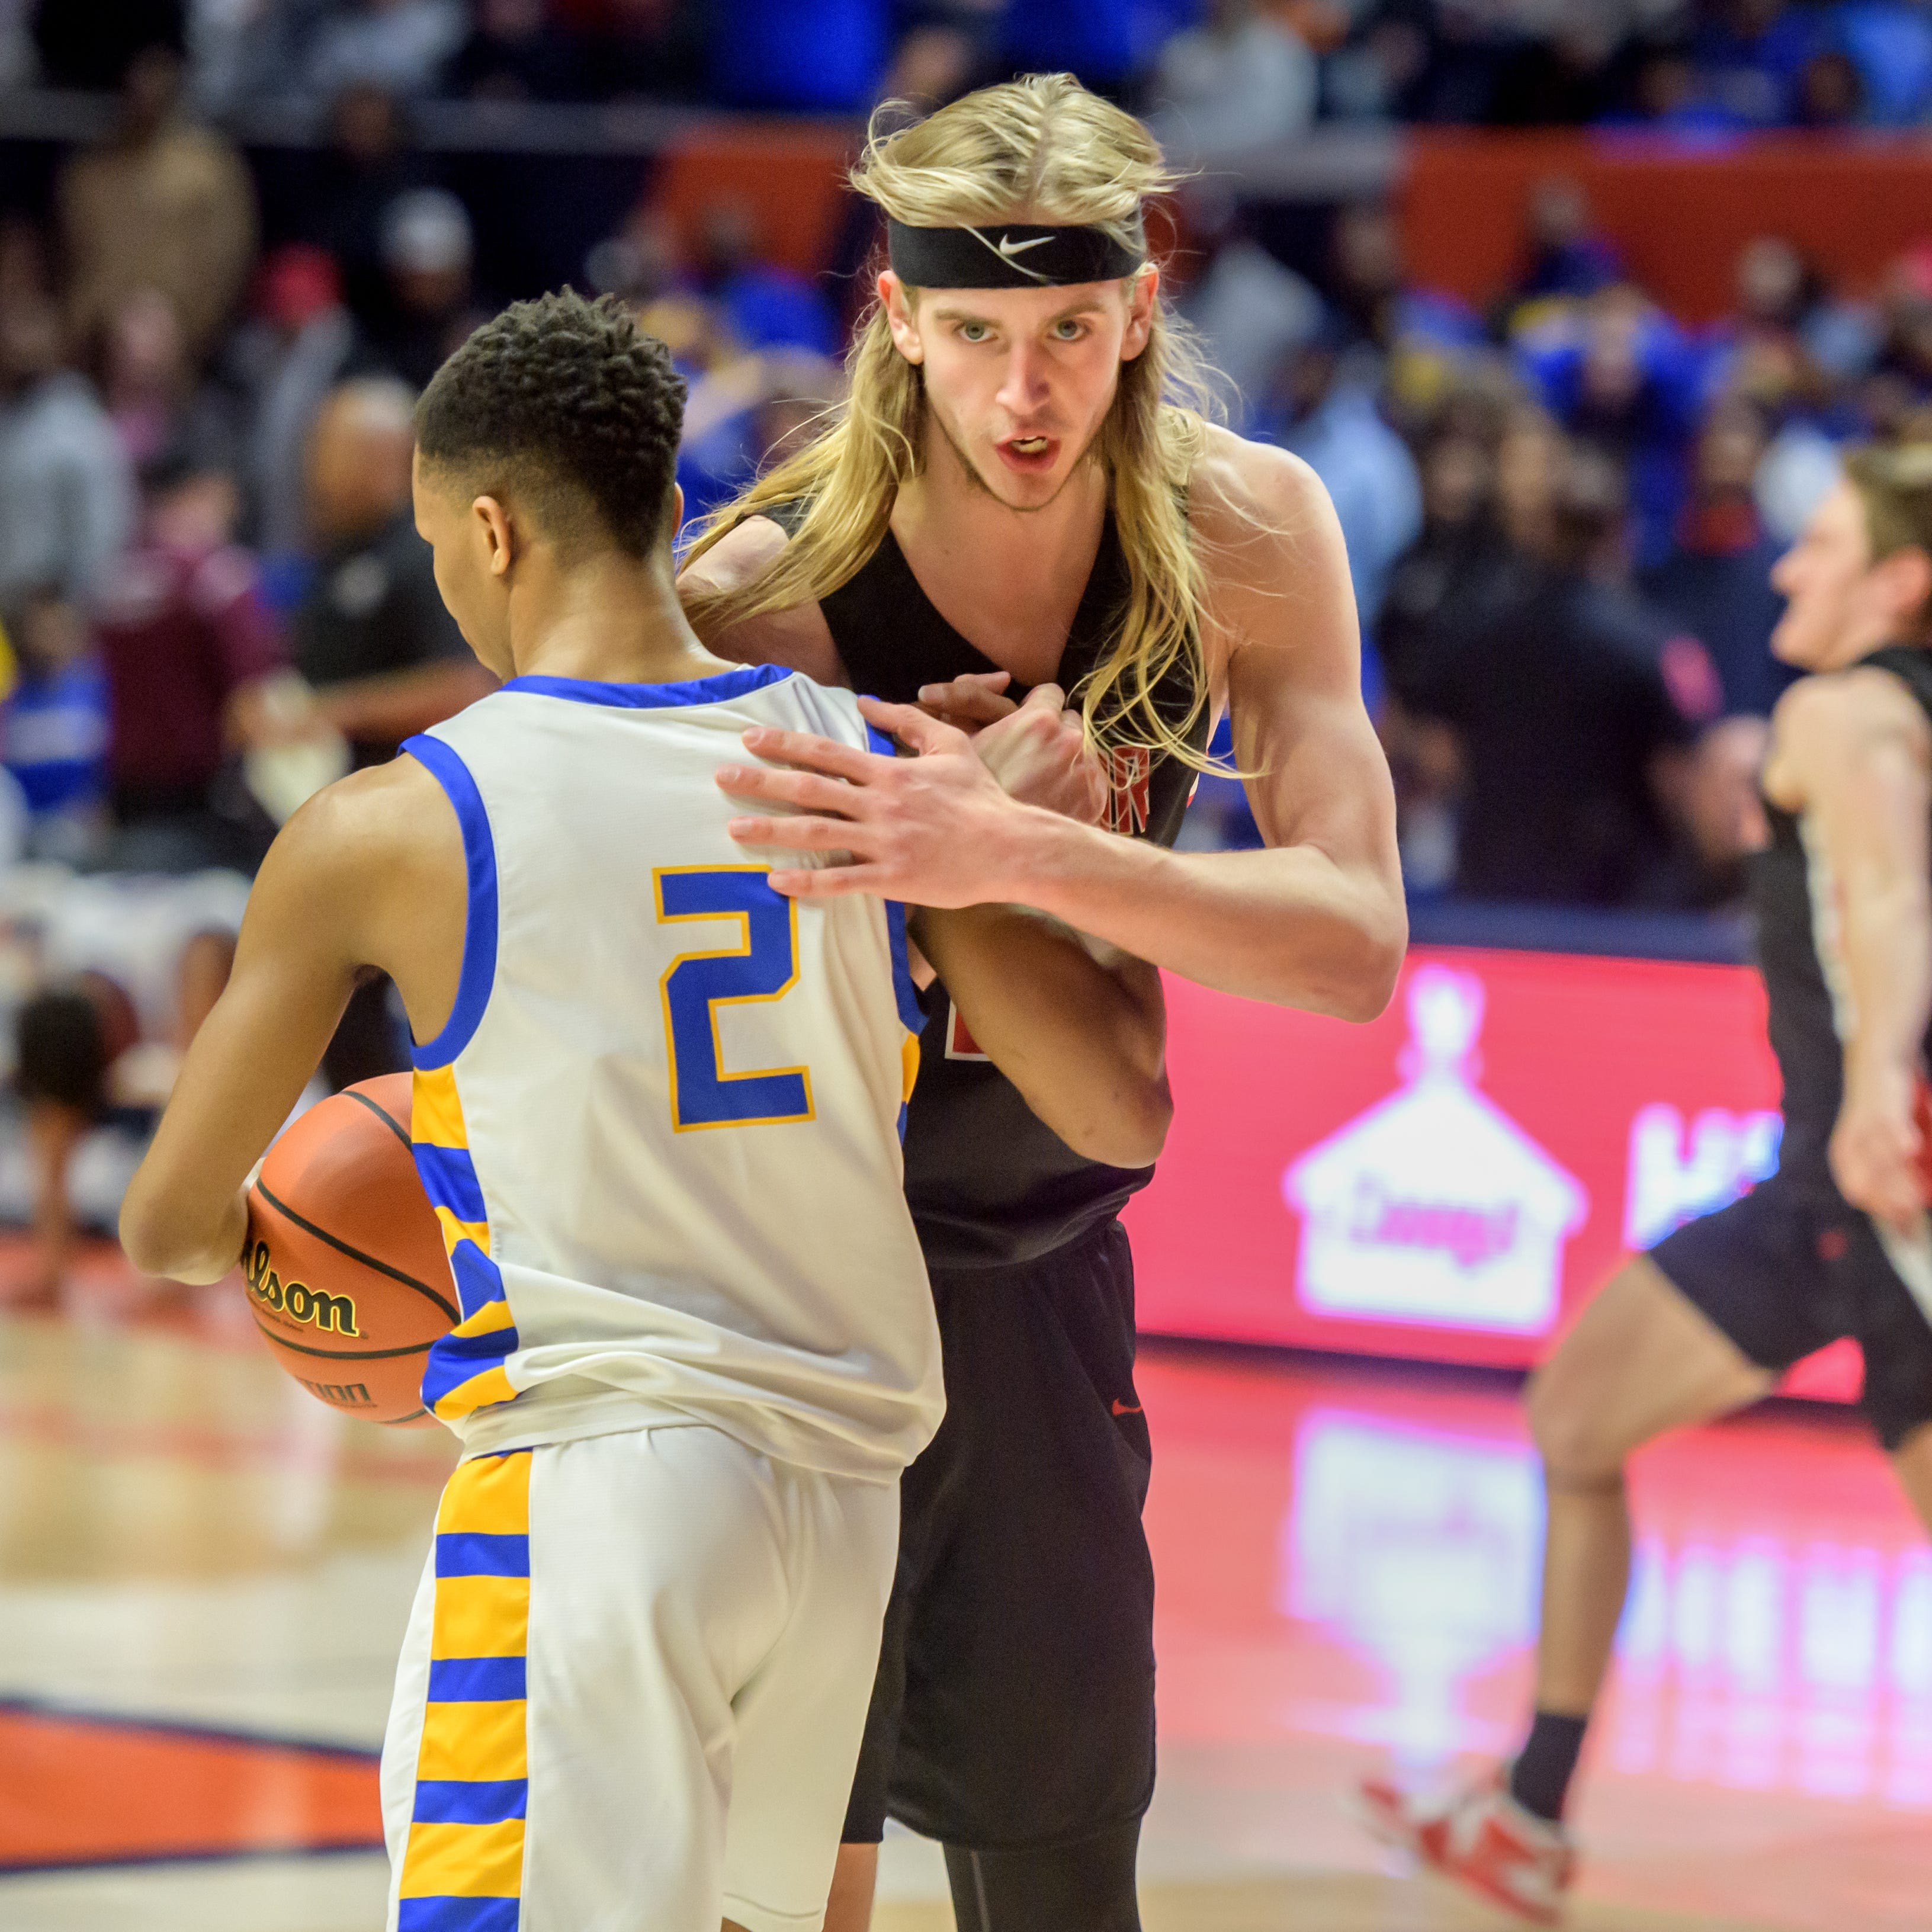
1125, 947, 1860, 1402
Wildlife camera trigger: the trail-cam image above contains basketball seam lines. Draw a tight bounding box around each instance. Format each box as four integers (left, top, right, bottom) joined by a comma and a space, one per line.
253, 1179, 461, 1323
342, 1086, 412, 1151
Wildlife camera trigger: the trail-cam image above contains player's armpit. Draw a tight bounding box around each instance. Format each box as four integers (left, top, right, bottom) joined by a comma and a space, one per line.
912, 904, 1171, 1169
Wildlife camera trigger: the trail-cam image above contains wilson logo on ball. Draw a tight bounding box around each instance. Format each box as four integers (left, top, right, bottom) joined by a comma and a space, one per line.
245, 1240, 362, 1336
299, 1376, 373, 1406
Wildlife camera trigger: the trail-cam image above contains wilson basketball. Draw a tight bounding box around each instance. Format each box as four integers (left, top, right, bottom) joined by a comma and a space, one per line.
245, 1074, 457, 1426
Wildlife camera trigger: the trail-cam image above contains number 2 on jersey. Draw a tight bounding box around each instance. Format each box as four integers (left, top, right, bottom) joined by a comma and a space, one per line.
655, 866, 814, 1131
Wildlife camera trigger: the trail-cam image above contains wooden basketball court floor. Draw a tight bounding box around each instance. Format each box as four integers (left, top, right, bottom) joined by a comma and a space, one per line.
4, 1242, 1931, 1930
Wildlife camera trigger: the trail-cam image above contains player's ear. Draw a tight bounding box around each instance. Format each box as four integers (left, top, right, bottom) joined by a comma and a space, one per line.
1885, 544, 1932, 634
1120, 264, 1158, 364
470, 495, 515, 580
880, 271, 923, 365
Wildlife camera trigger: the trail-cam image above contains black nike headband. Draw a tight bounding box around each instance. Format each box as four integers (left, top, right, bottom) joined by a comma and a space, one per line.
885, 218, 1146, 290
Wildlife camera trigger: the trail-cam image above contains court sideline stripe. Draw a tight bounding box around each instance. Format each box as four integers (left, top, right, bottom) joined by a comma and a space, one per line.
0, 1696, 381, 1760
0, 1840, 386, 1878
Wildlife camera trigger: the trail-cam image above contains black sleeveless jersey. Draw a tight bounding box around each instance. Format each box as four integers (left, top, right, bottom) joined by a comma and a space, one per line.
1754, 643, 1932, 1173
759, 502, 1211, 1266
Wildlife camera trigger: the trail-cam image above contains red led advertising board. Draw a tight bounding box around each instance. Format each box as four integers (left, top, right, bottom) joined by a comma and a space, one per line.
1125, 946, 1861, 1401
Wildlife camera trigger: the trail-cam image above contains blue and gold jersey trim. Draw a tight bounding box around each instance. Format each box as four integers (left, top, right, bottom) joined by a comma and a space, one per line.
506, 672, 800, 718
500, 663, 794, 710
403, 734, 499, 1071
397, 1449, 532, 1930
413, 1064, 518, 1422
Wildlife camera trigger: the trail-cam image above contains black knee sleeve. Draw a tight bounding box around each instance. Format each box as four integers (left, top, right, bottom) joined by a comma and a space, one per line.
943, 1820, 1142, 1932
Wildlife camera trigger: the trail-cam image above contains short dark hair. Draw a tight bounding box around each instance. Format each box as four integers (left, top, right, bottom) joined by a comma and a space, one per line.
415, 289, 688, 559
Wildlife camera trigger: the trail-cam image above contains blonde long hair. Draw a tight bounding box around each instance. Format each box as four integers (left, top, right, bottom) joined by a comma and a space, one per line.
681, 73, 1219, 769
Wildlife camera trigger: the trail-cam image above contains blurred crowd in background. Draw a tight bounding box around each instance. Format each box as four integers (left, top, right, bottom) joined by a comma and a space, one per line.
0, 1, 1930, 1274
13, 1, 1932, 134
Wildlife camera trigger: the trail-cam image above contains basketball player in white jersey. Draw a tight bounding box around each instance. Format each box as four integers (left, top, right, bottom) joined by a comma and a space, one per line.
118, 291, 1172, 1932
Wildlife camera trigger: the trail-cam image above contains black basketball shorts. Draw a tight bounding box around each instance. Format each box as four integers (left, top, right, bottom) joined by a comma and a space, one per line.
842, 1218, 1157, 1850
1649, 1159, 1932, 1451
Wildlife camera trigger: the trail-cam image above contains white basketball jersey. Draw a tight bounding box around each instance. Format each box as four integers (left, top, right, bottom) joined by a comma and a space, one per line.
401, 663, 942, 1481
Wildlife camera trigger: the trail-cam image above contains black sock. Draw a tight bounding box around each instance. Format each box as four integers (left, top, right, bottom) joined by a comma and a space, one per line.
1509, 1710, 1588, 1822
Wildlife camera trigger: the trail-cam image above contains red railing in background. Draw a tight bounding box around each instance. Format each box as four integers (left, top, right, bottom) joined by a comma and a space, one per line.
653, 121, 855, 277
1398, 130, 1932, 325
1126, 948, 1863, 1403
634, 124, 1932, 331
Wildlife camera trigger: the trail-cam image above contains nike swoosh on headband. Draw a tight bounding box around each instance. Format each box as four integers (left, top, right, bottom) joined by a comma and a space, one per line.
965, 226, 1051, 282
885, 219, 1147, 291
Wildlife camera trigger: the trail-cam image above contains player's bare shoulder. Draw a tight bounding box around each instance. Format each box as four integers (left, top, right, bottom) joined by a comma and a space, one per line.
259, 757, 464, 960
1766, 659, 1932, 810
1188, 423, 1331, 543
284, 753, 454, 876
1185, 421, 1357, 675
678, 514, 845, 685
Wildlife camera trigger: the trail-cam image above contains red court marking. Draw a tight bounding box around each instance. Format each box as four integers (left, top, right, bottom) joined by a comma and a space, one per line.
0, 1707, 381, 1871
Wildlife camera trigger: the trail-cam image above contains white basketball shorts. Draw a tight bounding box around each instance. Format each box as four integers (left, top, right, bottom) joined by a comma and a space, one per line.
379, 1423, 900, 1932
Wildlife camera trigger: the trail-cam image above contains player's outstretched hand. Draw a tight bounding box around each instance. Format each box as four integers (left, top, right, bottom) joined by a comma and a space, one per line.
1831, 1068, 1926, 1234
717, 698, 1050, 906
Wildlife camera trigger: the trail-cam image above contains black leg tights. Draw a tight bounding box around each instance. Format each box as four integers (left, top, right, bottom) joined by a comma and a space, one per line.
943, 1820, 1142, 1932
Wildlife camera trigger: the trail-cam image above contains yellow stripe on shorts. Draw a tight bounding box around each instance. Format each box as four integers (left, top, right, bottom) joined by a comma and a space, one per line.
402, 1450, 533, 1918
397, 1819, 528, 1898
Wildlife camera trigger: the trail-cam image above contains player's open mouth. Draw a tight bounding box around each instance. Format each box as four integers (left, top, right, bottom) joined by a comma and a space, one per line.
997, 434, 1058, 473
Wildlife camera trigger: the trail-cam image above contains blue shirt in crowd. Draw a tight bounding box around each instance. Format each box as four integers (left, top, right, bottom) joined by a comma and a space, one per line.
2, 660, 108, 819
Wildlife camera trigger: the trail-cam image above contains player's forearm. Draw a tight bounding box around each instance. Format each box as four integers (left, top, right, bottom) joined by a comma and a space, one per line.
120, 1177, 249, 1285
999, 813, 1405, 1018
1841, 878, 1932, 1097
913, 904, 1172, 1167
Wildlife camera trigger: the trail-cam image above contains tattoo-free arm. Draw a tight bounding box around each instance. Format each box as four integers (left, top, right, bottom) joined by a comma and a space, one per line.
117, 757, 464, 1282
1780, 670, 1932, 1231
913, 906, 1171, 1169
718, 443, 1405, 1019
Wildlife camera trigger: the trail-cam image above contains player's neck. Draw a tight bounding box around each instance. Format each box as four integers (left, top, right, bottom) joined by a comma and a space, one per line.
506, 551, 733, 686
898, 428, 1108, 564
888, 432, 1108, 673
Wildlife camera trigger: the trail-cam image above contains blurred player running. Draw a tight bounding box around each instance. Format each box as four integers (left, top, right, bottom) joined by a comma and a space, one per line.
681, 75, 1406, 1932
120, 291, 1172, 1932
1360, 444, 1932, 1923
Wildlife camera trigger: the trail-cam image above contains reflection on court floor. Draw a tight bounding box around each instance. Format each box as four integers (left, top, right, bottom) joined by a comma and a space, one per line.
3, 1246, 1928, 1929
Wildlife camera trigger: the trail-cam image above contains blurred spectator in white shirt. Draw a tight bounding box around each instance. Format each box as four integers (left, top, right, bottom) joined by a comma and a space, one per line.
1258, 322, 1424, 637
303, 0, 467, 99
1176, 191, 1322, 429
0, 296, 136, 614
1148, 0, 1317, 162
